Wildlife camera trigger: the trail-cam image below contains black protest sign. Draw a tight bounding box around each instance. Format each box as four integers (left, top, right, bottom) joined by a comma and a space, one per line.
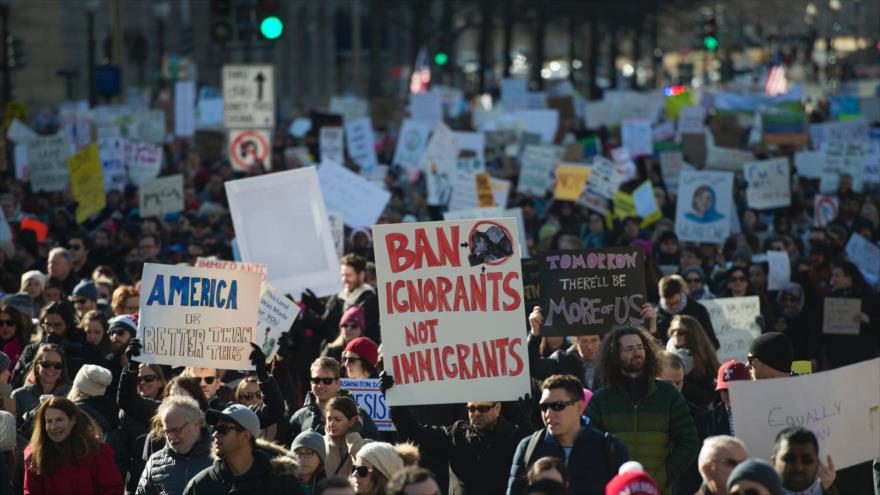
538, 247, 647, 336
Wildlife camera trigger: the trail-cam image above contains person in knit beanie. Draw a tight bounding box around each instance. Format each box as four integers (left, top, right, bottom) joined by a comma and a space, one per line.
352, 442, 419, 494
322, 306, 367, 362
292, 430, 328, 492
342, 337, 379, 379
748, 332, 793, 379
727, 458, 783, 495
68, 364, 117, 434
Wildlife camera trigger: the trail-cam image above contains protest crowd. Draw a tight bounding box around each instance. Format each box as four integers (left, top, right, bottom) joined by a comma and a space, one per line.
0, 49, 879, 495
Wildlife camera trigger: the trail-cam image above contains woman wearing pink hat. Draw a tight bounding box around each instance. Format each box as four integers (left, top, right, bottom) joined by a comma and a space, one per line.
322, 306, 367, 363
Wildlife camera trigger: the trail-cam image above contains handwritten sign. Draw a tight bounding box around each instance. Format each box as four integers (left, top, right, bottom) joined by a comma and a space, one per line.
67, 143, 106, 224
257, 283, 300, 359
621, 119, 653, 157
137, 263, 262, 369
344, 117, 378, 174
659, 150, 686, 193
553, 164, 590, 201
822, 298, 861, 335
794, 150, 824, 179
328, 212, 345, 258
845, 233, 880, 282
517, 144, 563, 196
195, 258, 268, 282
139, 174, 184, 218
125, 141, 163, 186
538, 247, 647, 336
373, 218, 529, 406
98, 137, 127, 192
730, 358, 880, 470
823, 141, 865, 192
340, 378, 395, 431
701, 296, 762, 363
766, 250, 791, 291
745, 158, 791, 210
678, 106, 705, 135
26, 134, 71, 192
585, 157, 628, 200
706, 145, 753, 171
420, 123, 460, 206
318, 161, 390, 228
393, 119, 431, 170
813, 195, 838, 228
675, 170, 734, 243
319, 126, 345, 165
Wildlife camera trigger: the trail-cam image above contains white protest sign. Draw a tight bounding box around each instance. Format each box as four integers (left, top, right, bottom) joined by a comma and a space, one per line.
766, 250, 791, 291
328, 212, 345, 257
675, 169, 734, 243
706, 145, 754, 171
373, 218, 530, 406
823, 141, 865, 191
329, 96, 368, 123
320, 126, 345, 165
125, 141, 163, 185
809, 118, 869, 150
621, 119, 653, 157
226, 167, 342, 298
652, 121, 676, 142
678, 106, 706, 135
393, 119, 431, 170
26, 134, 71, 192
845, 233, 880, 282
822, 297, 861, 336
409, 91, 444, 128
222, 64, 275, 128
136, 110, 167, 145
257, 283, 300, 360
340, 378, 395, 431
318, 161, 390, 228
174, 81, 196, 137
586, 157, 632, 200
512, 109, 559, 144
448, 169, 480, 212
7, 119, 38, 143
813, 195, 838, 228
491, 178, 511, 209
195, 258, 268, 282
730, 358, 880, 470
137, 262, 262, 369
420, 123, 460, 206
98, 137, 127, 192
585, 100, 614, 129
745, 158, 791, 210
517, 144, 563, 196
659, 150, 688, 193
228, 129, 271, 172
454, 131, 486, 168
139, 174, 184, 218
794, 150, 825, 179
345, 117, 378, 174
701, 296, 762, 363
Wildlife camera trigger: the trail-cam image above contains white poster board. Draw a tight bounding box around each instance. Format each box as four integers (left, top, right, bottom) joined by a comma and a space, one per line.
701, 296, 762, 363
139, 174, 184, 218
340, 378, 395, 431
98, 137, 128, 192
26, 135, 71, 192
319, 126, 345, 165
125, 141, 163, 185
420, 123, 460, 206
174, 81, 196, 137
226, 167, 342, 298
766, 250, 791, 291
730, 358, 880, 470
822, 297, 861, 336
745, 158, 791, 210
845, 233, 880, 282
675, 169, 734, 243
393, 119, 431, 170
517, 145, 563, 196
373, 218, 530, 405
195, 258, 268, 282
344, 117, 378, 174
318, 161, 390, 228
794, 150, 825, 179
257, 283, 301, 359
137, 262, 262, 369
621, 119, 653, 157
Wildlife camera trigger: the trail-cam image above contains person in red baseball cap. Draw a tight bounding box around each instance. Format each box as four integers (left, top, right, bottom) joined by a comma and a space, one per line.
342, 337, 379, 379
695, 360, 750, 440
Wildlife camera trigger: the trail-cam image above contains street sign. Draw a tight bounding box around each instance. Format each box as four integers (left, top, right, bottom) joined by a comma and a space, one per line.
228, 129, 271, 172
222, 64, 275, 129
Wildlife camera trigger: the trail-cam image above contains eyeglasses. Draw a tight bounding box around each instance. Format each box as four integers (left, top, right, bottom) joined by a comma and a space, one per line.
42, 321, 65, 330
341, 357, 361, 365
212, 424, 242, 436
539, 399, 578, 412
352, 465, 373, 478
39, 361, 64, 370
162, 420, 191, 437
293, 449, 317, 458
240, 391, 263, 401
466, 404, 496, 414
197, 376, 217, 385
730, 276, 747, 283
310, 377, 335, 385
340, 323, 359, 329
709, 458, 742, 468
137, 375, 158, 384
0, 319, 14, 326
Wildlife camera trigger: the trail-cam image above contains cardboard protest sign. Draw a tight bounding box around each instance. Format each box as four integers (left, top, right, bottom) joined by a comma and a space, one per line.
409, 91, 444, 128
677, 106, 705, 135
730, 358, 880, 470
318, 161, 390, 228
137, 263, 262, 369
705, 144, 753, 172
538, 247, 647, 336
319, 126, 344, 165
344, 117, 378, 174
766, 250, 791, 291
257, 283, 300, 359
517, 145, 563, 196
420, 124, 460, 206
675, 170, 734, 243
373, 218, 529, 405
125, 141, 163, 185
67, 143, 106, 224
845, 233, 880, 282
701, 296, 762, 363
98, 137, 127, 192
823, 141, 865, 192
226, 167, 342, 298
809, 118, 869, 150
340, 378, 395, 431
139, 174, 184, 218
658, 150, 687, 193
813, 195, 838, 228
621, 119, 653, 157
822, 298, 861, 336
329, 96, 368, 123
393, 119, 431, 170
553, 164, 590, 201
491, 178, 511, 209
328, 212, 345, 258
745, 158, 791, 210
27, 134, 72, 192
195, 258, 268, 282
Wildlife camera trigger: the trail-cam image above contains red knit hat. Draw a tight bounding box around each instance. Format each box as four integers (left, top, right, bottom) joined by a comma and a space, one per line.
605, 471, 659, 495
344, 337, 379, 368
715, 360, 750, 391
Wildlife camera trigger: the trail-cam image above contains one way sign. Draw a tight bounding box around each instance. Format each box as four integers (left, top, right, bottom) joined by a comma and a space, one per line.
222, 64, 275, 129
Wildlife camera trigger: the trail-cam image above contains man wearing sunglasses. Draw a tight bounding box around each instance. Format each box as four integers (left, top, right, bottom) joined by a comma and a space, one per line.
183, 367, 227, 410
379, 371, 533, 495
508, 374, 628, 495
183, 404, 304, 494
697, 435, 748, 495
770, 427, 837, 495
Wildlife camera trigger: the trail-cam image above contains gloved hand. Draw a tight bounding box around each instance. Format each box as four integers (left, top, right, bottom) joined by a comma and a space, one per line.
379, 371, 395, 395
249, 343, 269, 381
300, 289, 325, 316
124, 339, 142, 371
276, 331, 293, 359
517, 393, 533, 416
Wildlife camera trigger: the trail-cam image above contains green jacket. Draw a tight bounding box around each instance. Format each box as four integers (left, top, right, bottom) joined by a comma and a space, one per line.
585, 378, 698, 494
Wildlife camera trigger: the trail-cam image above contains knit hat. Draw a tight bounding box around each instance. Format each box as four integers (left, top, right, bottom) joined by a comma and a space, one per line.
109, 313, 139, 336
715, 360, 750, 391
21, 270, 46, 291
0, 351, 9, 374
344, 337, 379, 368
72, 280, 98, 302
291, 431, 326, 464
605, 470, 659, 495
749, 332, 793, 373
357, 442, 404, 480
727, 458, 783, 495
340, 306, 366, 331
72, 364, 113, 397
681, 265, 706, 281
0, 410, 15, 452
1, 293, 32, 319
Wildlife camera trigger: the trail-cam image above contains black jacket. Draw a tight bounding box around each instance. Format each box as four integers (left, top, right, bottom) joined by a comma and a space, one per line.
656, 299, 720, 348
391, 405, 532, 495
696, 402, 731, 442
286, 389, 378, 445
527, 335, 601, 391
182, 442, 304, 495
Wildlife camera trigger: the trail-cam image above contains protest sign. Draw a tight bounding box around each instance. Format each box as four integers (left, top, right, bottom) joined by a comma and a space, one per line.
420, 123, 460, 206
553, 164, 590, 201
823, 141, 865, 191
845, 233, 880, 282
513, 109, 559, 144
705, 144, 753, 172
766, 250, 791, 291
659, 150, 687, 193
318, 161, 390, 228
585, 157, 627, 200
136, 110, 167, 145
678, 106, 705, 135
701, 297, 762, 363
621, 119, 653, 157
517, 145, 563, 196
174, 81, 196, 137
328, 212, 345, 258
822, 298, 861, 336
809, 118, 869, 150
675, 170, 734, 243
26, 135, 71, 192
329, 96, 368, 123
632, 180, 662, 226
340, 378, 395, 431
730, 358, 880, 470
475, 173, 494, 207
454, 131, 486, 168
137, 262, 262, 369
681, 132, 708, 168
139, 174, 183, 218
745, 158, 791, 210
491, 178, 511, 209
257, 283, 300, 359
7, 118, 37, 143
448, 169, 481, 212
584, 100, 614, 129
125, 141, 163, 185
794, 150, 825, 179
226, 167, 342, 297
444, 207, 530, 260
344, 117, 378, 174
393, 119, 431, 170
813, 195, 838, 228
318, 126, 344, 165
652, 121, 675, 142
409, 91, 444, 128
521, 258, 541, 318
538, 247, 647, 336
98, 137, 127, 192
195, 258, 268, 282
67, 143, 106, 224
373, 218, 529, 406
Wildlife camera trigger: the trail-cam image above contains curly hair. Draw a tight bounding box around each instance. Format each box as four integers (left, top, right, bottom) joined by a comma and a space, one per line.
598, 326, 661, 387
27, 397, 101, 476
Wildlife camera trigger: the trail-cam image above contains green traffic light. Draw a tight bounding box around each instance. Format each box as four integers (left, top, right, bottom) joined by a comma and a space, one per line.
260, 16, 284, 40
434, 52, 449, 66
703, 35, 719, 51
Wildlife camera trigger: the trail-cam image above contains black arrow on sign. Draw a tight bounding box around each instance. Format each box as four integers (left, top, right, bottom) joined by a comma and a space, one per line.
255, 72, 265, 101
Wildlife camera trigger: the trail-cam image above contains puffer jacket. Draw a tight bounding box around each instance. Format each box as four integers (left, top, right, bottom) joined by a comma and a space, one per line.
135, 428, 213, 495
585, 378, 698, 495
182, 440, 304, 495
286, 389, 378, 444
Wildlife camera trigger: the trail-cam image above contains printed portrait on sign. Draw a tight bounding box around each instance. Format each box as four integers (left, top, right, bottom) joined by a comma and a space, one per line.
686, 185, 725, 224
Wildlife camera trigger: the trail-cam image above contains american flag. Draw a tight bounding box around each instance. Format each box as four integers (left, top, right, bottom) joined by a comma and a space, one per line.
765, 65, 788, 97
409, 48, 432, 94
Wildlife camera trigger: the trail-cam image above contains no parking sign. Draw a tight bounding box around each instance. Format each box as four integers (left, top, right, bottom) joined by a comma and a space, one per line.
814, 195, 838, 227
228, 129, 271, 172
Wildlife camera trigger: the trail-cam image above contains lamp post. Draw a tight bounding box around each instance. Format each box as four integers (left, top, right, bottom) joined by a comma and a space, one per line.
153, 0, 170, 89
86, 0, 99, 106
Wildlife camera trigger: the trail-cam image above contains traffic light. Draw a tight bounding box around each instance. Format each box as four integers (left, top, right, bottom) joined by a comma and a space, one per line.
702, 16, 718, 52
257, 0, 283, 40
434, 51, 449, 66
211, 0, 232, 43
6, 35, 24, 70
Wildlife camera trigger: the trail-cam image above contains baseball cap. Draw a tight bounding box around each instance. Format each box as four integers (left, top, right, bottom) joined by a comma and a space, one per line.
206, 404, 260, 439
715, 360, 750, 391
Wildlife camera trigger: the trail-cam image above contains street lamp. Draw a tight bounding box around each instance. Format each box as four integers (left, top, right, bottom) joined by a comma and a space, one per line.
86, 0, 99, 106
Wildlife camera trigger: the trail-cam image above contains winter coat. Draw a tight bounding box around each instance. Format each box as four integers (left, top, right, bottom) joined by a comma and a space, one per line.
527, 335, 601, 391
115, 409, 149, 495
323, 432, 368, 478
286, 390, 378, 445
585, 378, 699, 494
136, 428, 213, 495
823, 286, 879, 368
322, 287, 381, 345
0, 337, 24, 373
656, 299, 719, 349
12, 383, 71, 430
182, 441, 305, 495
507, 421, 629, 495
12, 334, 103, 389
23, 441, 124, 495
696, 402, 732, 442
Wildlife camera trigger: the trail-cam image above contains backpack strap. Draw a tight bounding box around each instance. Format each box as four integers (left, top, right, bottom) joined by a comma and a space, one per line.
603, 431, 621, 479
524, 429, 545, 467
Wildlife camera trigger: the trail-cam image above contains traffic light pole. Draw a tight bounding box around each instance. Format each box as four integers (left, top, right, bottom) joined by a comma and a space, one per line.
1, 4, 9, 106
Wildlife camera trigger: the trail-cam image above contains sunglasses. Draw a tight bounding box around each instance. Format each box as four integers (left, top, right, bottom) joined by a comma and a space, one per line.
466, 404, 496, 414
212, 424, 242, 436
138, 375, 159, 384
241, 392, 263, 401
197, 376, 217, 385
42, 321, 65, 329
39, 361, 64, 370
539, 399, 578, 412
352, 465, 373, 478
109, 329, 128, 337
0, 319, 14, 326
341, 357, 361, 365
310, 377, 335, 385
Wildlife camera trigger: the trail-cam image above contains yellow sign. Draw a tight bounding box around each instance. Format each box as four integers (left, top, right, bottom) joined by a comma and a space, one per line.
3, 101, 27, 129
614, 191, 637, 220
475, 172, 495, 207
553, 164, 590, 201
67, 143, 106, 223
665, 89, 694, 121
791, 360, 812, 375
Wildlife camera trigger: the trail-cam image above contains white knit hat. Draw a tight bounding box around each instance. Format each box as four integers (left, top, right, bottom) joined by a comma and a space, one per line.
357, 442, 404, 480
72, 365, 112, 397
0, 410, 16, 452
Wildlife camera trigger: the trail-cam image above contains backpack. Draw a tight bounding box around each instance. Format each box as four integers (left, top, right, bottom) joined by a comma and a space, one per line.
524, 428, 622, 479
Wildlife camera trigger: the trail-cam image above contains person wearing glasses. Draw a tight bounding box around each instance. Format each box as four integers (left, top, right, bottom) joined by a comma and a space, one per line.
182, 367, 227, 410
70, 280, 99, 319
696, 435, 748, 495
682, 266, 714, 302
183, 404, 305, 494
67, 232, 96, 280
350, 441, 420, 495
324, 397, 370, 479
585, 326, 698, 493
508, 374, 627, 495
770, 427, 837, 495
234, 375, 284, 442
292, 430, 328, 493
746, 333, 793, 380
379, 370, 534, 495
323, 306, 368, 363
11, 344, 71, 432
527, 306, 607, 391
342, 337, 379, 379
136, 396, 213, 495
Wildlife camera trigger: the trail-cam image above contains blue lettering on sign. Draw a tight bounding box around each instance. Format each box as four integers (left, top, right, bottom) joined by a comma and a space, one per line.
146, 274, 239, 309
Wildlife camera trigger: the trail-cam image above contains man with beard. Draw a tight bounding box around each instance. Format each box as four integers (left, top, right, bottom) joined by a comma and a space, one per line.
585, 326, 698, 494
104, 313, 139, 397
770, 427, 837, 495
